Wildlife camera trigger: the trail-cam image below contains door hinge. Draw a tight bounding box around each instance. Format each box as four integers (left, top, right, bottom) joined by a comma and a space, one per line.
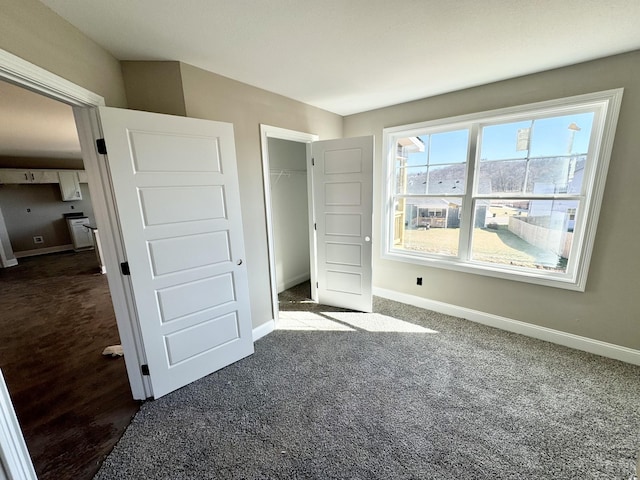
96, 138, 107, 155
120, 261, 130, 276
141, 364, 150, 376
314, 223, 317, 230
316, 282, 319, 289
311, 157, 315, 166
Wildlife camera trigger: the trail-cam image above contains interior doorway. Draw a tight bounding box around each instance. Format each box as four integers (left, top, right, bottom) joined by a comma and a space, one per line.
260, 125, 318, 323
268, 139, 311, 290
0, 79, 139, 479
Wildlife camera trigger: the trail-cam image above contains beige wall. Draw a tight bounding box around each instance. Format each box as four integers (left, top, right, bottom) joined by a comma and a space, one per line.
179, 63, 343, 328
0, 183, 95, 253
0, 0, 127, 107
121, 61, 186, 116
344, 50, 640, 350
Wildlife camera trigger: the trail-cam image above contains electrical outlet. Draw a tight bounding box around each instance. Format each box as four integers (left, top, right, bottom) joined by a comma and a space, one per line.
416, 277, 422, 286
33, 236, 44, 244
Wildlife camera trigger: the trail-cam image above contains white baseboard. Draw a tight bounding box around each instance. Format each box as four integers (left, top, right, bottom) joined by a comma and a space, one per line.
1, 258, 18, 267
277, 273, 310, 294
14, 244, 73, 258
253, 320, 275, 342
373, 287, 640, 366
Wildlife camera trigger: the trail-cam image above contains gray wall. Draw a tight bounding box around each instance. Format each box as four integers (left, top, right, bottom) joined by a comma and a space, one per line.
0, 156, 83, 170
179, 62, 343, 328
267, 138, 310, 292
344, 50, 640, 350
0, 183, 95, 254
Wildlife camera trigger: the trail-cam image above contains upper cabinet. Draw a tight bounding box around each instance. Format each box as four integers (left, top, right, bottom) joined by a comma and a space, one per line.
0, 169, 60, 184
58, 171, 82, 201
0, 168, 87, 201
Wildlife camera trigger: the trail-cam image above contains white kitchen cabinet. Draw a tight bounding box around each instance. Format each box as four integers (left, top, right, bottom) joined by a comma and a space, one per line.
31, 170, 60, 183
58, 171, 82, 201
0, 169, 30, 183
77, 170, 89, 183
0, 168, 64, 184
67, 217, 93, 250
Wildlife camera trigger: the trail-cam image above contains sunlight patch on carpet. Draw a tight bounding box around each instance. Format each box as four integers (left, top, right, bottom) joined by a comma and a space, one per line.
277, 311, 439, 333
322, 312, 439, 333
277, 311, 355, 331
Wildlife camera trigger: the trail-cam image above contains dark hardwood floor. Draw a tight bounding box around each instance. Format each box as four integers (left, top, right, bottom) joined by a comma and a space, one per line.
0, 250, 140, 480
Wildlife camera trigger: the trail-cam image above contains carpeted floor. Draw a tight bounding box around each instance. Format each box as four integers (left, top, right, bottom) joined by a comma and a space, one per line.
94, 283, 640, 479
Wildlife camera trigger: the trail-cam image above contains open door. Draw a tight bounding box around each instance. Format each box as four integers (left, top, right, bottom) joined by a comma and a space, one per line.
310, 136, 374, 312
97, 107, 254, 399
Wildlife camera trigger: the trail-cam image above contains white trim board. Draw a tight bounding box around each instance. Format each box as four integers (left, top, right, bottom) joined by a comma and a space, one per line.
0, 49, 105, 107
0, 370, 37, 480
253, 320, 275, 342
14, 244, 74, 258
259, 125, 319, 327
373, 287, 640, 366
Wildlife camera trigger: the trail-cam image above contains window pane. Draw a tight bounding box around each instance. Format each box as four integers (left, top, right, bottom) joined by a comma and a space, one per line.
480, 120, 532, 161
427, 164, 466, 194
392, 197, 462, 256
396, 166, 427, 194
471, 199, 579, 272
525, 156, 574, 194
477, 159, 526, 194
397, 135, 427, 167
429, 129, 469, 165
529, 112, 594, 157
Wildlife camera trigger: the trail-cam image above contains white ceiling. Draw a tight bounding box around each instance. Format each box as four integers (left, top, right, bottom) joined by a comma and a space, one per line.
3, 1, 640, 161
0, 80, 80, 159
39, 0, 640, 116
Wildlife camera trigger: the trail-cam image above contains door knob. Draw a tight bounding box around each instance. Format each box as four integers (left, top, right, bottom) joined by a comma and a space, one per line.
364, 236, 371, 242
236, 259, 243, 265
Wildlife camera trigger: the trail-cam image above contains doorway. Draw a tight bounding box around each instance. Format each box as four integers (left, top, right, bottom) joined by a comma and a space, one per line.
260, 125, 318, 323
0, 79, 139, 479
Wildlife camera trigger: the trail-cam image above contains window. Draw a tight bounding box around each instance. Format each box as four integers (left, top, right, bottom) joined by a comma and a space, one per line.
383, 90, 623, 290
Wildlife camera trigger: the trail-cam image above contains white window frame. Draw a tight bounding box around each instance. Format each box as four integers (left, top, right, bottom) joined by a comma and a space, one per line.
382, 89, 623, 291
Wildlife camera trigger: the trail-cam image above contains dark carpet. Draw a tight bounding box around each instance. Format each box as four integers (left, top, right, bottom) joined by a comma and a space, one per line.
94, 283, 640, 479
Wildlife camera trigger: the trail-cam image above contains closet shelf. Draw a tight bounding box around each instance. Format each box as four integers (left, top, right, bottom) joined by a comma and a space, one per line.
269, 169, 307, 185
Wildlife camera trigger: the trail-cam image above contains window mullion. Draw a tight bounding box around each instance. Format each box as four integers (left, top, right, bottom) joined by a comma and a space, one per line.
458, 123, 478, 260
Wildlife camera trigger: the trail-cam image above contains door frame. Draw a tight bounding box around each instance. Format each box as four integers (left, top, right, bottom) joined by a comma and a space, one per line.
0, 50, 149, 400
259, 125, 318, 323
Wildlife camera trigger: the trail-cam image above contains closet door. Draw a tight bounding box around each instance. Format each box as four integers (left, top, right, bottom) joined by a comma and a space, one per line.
310, 136, 373, 312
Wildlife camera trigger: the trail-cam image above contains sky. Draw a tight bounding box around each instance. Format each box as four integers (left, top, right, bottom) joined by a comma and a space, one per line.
405, 111, 595, 166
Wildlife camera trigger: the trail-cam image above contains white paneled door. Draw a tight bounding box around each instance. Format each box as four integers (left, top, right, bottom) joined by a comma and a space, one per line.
310, 136, 373, 312
97, 107, 254, 399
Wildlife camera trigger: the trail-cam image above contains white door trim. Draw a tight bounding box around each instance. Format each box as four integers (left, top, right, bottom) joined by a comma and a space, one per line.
0, 370, 37, 480
73, 108, 150, 400
0, 49, 105, 107
259, 125, 318, 325
0, 46, 149, 478
0, 48, 147, 400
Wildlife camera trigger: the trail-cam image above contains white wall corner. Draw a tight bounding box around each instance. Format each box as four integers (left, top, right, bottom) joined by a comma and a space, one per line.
253, 320, 275, 342
373, 287, 640, 366
0, 370, 37, 480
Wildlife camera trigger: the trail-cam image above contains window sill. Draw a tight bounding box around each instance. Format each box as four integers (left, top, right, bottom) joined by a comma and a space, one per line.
382, 249, 586, 291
